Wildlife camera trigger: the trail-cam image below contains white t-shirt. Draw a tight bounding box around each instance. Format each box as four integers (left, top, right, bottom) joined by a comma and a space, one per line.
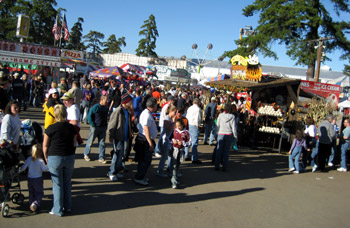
137, 109, 158, 140
304, 125, 316, 137
159, 103, 169, 127
67, 104, 80, 127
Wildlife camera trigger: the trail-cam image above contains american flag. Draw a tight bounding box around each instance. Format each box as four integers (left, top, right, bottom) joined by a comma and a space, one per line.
52, 15, 62, 40
62, 14, 70, 41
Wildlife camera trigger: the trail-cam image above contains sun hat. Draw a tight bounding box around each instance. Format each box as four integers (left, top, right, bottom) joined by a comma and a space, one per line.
48, 88, 58, 95
61, 91, 74, 100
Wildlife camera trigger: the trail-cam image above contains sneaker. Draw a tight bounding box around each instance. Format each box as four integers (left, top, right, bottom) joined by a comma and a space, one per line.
134, 178, 149, 186
99, 158, 107, 164
116, 173, 124, 178
30, 203, 37, 212
84, 155, 91, 161
192, 160, 202, 164
328, 162, 334, 167
154, 152, 161, 158
337, 167, 347, 172
293, 171, 299, 174
288, 168, 295, 172
109, 175, 117, 181
312, 165, 318, 172
172, 184, 177, 189
157, 172, 168, 178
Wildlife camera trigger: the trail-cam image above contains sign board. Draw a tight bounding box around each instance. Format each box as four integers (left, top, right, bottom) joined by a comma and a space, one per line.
61, 49, 84, 60
0, 56, 60, 67
300, 80, 341, 104
16, 14, 30, 38
0, 41, 60, 57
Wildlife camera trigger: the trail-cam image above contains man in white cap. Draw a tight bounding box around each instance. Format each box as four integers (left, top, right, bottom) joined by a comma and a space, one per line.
62, 91, 82, 145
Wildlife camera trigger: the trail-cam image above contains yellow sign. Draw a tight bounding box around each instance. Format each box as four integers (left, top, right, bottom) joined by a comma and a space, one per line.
16, 14, 30, 38
230, 55, 248, 66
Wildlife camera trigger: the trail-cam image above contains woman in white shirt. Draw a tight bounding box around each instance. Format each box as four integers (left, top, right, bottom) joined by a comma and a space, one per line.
303, 116, 317, 169
0, 100, 22, 145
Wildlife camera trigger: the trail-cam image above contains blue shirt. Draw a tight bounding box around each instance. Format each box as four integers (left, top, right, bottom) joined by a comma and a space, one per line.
342, 126, 350, 143
133, 96, 142, 118
123, 108, 129, 141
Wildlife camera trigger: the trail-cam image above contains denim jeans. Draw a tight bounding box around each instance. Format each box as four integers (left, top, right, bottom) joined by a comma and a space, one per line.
154, 127, 163, 153
340, 142, 349, 169
189, 125, 199, 161
157, 132, 171, 174
108, 140, 125, 176
289, 145, 302, 171
48, 155, 75, 216
170, 148, 182, 186
215, 134, 233, 170
310, 141, 319, 167
204, 119, 215, 144
84, 126, 106, 160
81, 100, 91, 124
328, 139, 337, 164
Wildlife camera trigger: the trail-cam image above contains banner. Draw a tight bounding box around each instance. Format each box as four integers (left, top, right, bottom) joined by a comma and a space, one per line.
61, 49, 84, 59
0, 41, 60, 57
0, 56, 60, 67
300, 80, 341, 104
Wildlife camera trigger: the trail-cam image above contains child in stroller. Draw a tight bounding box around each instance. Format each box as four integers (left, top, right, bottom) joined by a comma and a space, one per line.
20, 119, 43, 159
0, 140, 24, 217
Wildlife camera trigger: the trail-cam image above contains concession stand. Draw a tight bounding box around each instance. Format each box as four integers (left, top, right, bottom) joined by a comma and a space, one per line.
206, 55, 301, 152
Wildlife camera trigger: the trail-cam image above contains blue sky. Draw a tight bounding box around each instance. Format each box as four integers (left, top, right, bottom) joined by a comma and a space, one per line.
58, 0, 349, 72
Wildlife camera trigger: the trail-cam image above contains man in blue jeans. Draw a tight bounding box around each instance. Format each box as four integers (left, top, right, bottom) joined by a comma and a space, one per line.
186, 98, 203, 164
203, 97, 217, 145
84, 95, 109, 163
338, 118, 350, 172
106, 94, 133, 181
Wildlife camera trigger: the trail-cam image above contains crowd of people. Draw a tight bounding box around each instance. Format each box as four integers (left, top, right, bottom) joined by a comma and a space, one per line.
0, 69, 349, 217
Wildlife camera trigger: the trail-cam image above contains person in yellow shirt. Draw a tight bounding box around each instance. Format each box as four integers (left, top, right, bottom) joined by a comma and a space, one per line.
43, 88, 61, 129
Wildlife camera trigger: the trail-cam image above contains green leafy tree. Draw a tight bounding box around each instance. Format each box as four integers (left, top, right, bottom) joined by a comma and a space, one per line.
66, 17, 85, 51
26, 0, 58, 45
223, 0, 350, 78
83, 30, 104, 59
135, 14, 159, 57
0, 0, 35, 41
103, 34, 126, 54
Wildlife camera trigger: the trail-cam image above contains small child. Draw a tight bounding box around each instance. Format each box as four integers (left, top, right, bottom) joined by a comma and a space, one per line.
19, 144, 49, 212
170, 119, 191, 189
289, 130, 309, 174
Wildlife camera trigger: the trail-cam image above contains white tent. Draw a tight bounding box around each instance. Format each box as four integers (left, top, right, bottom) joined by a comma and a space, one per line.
328, 75, 350, 87
338, 99, 350, 108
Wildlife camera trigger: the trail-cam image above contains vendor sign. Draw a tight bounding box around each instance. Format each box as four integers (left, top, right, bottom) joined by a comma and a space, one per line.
0, 55, 60, 67
300, 80, 341, 104
0, 41, 60, 57
230, 54, 262, 82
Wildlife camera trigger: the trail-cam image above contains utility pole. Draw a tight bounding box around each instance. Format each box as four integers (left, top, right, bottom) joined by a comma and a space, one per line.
308, 37, 335, 82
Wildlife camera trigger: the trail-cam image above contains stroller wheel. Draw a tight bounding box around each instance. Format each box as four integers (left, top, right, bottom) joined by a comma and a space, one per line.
11, 193, 19, 204
2, 204, 9, 217
17, 194, 24, 205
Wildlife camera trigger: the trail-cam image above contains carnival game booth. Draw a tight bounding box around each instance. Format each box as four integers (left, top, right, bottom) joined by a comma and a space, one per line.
206, 55, 301, 152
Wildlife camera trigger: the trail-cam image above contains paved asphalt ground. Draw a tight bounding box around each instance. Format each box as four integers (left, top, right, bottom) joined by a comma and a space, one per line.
1, 106, 349, 228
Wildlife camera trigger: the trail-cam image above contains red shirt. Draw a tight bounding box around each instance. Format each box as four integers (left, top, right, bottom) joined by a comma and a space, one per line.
172, 129, 190, 149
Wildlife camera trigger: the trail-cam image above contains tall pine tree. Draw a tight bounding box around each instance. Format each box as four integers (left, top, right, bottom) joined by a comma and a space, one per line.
103, 34, 126, 54
83, 30, 104, 60
66, 17, 85, 51
135, 14, 159, 58
223, 0, 350, 78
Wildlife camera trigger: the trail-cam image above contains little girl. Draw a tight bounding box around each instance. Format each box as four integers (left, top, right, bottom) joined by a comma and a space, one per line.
170, 119, 191, 189
289, 130, 309, 174
19, 144, 49, 212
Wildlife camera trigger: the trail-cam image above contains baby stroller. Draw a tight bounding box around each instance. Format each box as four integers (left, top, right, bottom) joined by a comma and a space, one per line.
20, 119, 43, 159
0, 141, 24, 217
